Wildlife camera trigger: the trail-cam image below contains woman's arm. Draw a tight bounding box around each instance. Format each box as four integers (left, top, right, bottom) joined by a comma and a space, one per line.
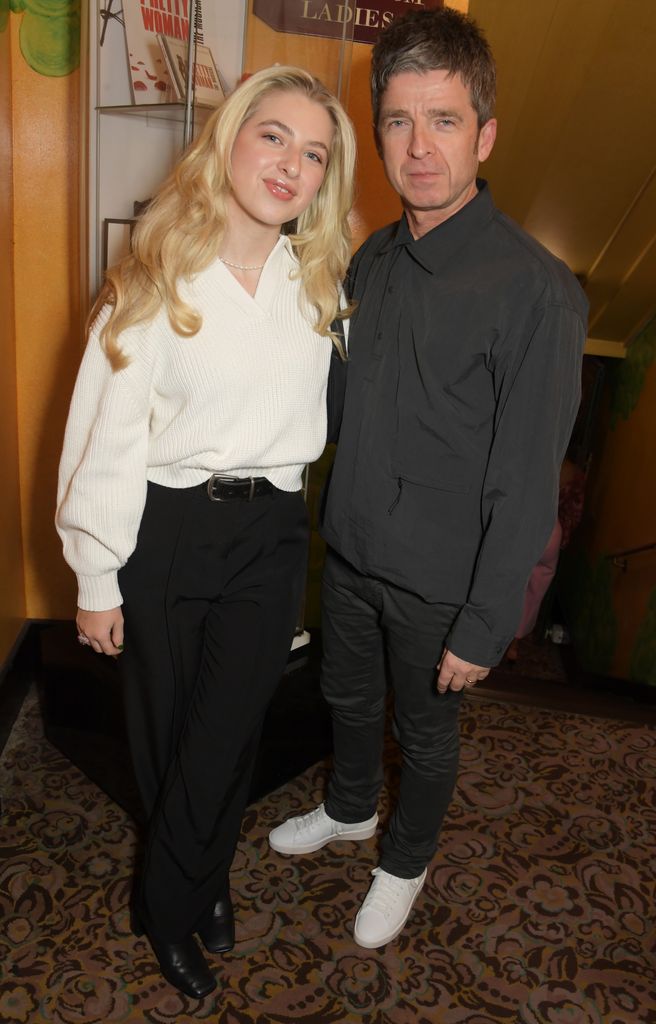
57, 311, 153, 612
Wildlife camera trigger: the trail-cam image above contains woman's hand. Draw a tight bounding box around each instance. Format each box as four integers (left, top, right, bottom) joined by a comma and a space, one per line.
76, 607, 124, 656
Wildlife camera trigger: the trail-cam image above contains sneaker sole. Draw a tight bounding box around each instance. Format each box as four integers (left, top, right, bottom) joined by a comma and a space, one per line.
269, 820, 378, 856
353, 869, 428, 949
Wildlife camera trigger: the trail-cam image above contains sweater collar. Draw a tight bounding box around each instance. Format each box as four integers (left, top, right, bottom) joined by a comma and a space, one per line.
279, 233, 297, 262
213, 234, 294, 317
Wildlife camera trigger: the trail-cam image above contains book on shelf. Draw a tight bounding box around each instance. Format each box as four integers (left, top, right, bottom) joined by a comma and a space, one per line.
122, 0, 221, 106
158, 35, 225, 107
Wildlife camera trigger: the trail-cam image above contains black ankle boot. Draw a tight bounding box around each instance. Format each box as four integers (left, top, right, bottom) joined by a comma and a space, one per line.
149, 933, 217, 999
197, 891, 235, 954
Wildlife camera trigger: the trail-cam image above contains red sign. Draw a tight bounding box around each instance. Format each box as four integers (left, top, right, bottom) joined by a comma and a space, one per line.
253, 0, 444, 47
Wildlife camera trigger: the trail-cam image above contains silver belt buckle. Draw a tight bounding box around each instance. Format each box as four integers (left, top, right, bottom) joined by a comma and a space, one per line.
207, 473, 233, 501
207, 474, 256, 501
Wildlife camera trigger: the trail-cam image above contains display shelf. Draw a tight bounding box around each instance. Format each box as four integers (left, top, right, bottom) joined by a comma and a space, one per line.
85, 2, 355, 300
97, 102, 192, 120
96, 102, 214, 132
84, 0, 246, 300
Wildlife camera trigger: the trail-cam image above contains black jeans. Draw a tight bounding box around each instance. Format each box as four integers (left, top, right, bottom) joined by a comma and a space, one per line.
118, 480, 308, 941
321, 549, 463, 878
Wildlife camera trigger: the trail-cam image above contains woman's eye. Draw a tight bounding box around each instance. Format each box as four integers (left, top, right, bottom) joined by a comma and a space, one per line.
305, 151, 323, 164
263, 133, 281, 144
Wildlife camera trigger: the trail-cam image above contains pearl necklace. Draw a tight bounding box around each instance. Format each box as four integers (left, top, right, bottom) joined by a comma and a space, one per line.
219, 256, 265, 271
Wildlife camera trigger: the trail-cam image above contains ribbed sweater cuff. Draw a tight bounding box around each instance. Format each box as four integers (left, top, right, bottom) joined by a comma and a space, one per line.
77, 573, 123, 612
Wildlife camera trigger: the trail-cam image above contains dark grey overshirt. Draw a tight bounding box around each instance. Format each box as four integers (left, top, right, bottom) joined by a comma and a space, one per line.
321, 181, 588, 666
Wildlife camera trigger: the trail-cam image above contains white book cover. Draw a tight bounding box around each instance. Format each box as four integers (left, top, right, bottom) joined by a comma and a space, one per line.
158, 34, 225, 107
123, 0, 212, 104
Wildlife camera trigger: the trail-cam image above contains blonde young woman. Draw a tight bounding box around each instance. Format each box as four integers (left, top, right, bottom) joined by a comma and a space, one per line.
57, 66, 355, 1000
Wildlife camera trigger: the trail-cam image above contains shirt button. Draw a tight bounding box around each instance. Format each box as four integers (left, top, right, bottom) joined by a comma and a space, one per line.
387, 286, 394, 294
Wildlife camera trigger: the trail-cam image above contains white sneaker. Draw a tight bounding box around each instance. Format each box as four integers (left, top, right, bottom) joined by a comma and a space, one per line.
268, 803, 378, 855
354, 866, 427, 948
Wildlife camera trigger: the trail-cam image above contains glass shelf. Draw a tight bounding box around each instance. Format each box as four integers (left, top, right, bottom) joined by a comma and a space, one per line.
97, 102, 213, 121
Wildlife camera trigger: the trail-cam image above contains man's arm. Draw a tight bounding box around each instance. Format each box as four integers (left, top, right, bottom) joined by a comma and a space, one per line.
444, 300, 586, 672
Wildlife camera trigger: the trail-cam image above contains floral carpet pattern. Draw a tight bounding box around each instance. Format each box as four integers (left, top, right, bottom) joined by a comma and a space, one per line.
1, 691, 655, 1024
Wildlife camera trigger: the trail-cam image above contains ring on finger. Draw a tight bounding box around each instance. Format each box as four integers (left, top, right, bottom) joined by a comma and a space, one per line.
465, 676, 476, 684
77, 634, 91, 646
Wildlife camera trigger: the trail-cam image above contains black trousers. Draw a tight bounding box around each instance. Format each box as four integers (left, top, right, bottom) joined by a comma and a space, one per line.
118, 481, 308, 941
321, 549, 463, 878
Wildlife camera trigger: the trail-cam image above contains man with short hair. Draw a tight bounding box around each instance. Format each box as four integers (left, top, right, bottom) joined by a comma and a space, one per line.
270, 8, 587, 949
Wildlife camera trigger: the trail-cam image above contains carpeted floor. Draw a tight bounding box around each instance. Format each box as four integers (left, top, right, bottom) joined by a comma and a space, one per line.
1, 689, 655, 1024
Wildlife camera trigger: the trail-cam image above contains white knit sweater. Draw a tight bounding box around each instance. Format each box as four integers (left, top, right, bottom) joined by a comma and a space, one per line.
57, 236, 333, 612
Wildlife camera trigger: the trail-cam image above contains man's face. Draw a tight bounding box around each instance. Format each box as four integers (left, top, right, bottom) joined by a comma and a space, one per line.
377, 69, 496, 236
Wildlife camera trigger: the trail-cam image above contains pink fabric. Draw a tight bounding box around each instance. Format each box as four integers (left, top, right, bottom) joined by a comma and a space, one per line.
558, 466, 586, 548
515, 520, 563, 639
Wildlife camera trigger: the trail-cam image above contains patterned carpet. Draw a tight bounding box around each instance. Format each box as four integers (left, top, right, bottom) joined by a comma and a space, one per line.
1, 690, 655, 1024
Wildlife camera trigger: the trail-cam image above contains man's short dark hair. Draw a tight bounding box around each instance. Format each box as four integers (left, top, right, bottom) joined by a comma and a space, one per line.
371, 8, 496, 129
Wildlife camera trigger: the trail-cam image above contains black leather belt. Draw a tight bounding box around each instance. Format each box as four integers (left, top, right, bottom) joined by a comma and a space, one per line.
206, 474, 274, 502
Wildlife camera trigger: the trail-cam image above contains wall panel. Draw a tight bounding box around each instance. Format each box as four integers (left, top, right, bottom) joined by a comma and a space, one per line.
11, 18, 80, 621
0, 18, 26, 663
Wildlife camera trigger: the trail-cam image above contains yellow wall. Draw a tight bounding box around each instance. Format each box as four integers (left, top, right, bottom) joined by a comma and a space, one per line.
0, 18, 27, 663
10, 16, 80, 629
347, 40, 399, 248
244, 0, 350, 94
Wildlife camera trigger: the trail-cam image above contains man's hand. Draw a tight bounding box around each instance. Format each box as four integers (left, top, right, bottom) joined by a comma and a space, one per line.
436, 647, 490, 694
76, 607, 124, 656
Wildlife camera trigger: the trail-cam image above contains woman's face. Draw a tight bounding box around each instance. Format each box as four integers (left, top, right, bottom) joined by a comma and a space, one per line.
227, 88, 335, 233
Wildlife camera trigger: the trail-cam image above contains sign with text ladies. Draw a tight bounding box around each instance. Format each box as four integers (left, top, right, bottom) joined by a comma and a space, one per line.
253, 0, 443, 46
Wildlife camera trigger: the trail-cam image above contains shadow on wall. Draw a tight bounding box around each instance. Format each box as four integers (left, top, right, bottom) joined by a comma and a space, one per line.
558, 548, 618, 677
31, 317, 81, 618
631, 589, 656, 685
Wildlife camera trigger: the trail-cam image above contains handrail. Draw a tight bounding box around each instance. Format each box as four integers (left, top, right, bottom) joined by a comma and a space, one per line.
607, 542, 656, 572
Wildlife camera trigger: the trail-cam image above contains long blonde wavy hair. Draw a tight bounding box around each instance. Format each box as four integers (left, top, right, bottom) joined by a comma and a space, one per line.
91, 66, 356, 369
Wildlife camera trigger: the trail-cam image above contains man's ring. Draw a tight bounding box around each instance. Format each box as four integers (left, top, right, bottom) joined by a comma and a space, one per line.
77, 634, 91, 646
